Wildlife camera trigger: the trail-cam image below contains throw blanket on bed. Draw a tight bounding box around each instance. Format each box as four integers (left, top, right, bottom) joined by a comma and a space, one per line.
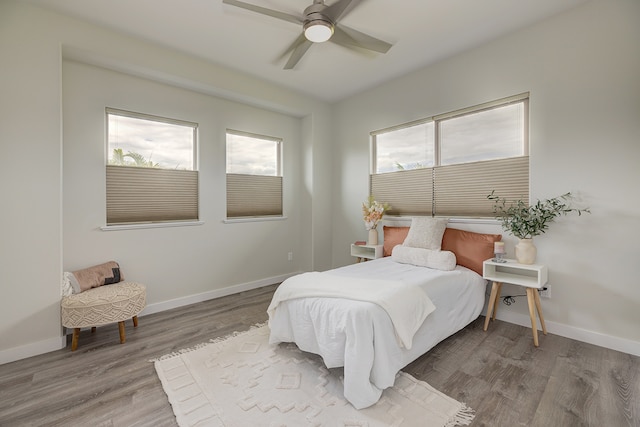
267, 272, 436, 349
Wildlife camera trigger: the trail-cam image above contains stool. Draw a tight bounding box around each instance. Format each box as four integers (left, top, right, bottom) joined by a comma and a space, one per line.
61, 282, 146, 351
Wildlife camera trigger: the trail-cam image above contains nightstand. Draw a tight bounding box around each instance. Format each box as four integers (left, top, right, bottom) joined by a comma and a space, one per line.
482, 259, 549, 346
350, 244, 383, 262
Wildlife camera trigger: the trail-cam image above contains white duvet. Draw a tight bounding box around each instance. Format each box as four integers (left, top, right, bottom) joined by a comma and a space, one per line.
268, 272, 436, 349
268, 257, 486, 409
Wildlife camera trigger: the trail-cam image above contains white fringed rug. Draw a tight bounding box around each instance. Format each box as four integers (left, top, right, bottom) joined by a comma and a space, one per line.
153, 325, 474, 427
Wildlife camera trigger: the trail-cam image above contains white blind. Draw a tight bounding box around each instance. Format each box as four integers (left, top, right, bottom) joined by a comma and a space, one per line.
106, 165, 198, 224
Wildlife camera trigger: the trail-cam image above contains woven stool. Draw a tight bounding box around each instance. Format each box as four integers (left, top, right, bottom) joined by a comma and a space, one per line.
61, 282, 146, 351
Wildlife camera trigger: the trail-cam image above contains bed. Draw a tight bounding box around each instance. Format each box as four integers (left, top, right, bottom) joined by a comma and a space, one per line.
268, 221, 501, 409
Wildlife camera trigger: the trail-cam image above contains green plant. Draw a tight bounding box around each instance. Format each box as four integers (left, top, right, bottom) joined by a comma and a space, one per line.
109, 148, 160, 168
488, 191, 590, 239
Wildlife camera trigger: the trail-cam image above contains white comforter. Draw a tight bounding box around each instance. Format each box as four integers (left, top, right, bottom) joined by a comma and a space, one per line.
267, 272, 435, 349
268, 257, 486, 409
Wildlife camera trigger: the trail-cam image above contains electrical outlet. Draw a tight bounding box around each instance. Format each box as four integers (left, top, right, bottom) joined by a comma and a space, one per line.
539, 286, 551, 298
287, 252, 293, 261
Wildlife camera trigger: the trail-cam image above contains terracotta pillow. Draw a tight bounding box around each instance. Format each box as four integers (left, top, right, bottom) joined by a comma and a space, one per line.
383, 226, 410, 257
441, 228, 502, 275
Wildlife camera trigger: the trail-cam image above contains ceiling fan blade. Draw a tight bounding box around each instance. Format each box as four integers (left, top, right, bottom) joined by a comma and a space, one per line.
330, 29, 376, 57
284, 35, 313, 69
222, 0, 302, 25
333, 24, 392, 54
323, 0, 356, 23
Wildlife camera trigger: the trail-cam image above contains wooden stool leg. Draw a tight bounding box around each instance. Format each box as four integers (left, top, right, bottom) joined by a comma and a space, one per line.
132, 316, 138, 328
533, 289, 547, 335
118, 321, 126, 344
484, 281, 501, 331
526, 288, 539, 346
91, 327, 96, 333
71, 328, 80, 351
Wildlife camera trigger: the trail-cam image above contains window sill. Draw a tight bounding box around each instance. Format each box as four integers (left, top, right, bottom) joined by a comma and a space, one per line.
100, 221, 204, 231
223, 216, 288, 224
383, 216, 500, 225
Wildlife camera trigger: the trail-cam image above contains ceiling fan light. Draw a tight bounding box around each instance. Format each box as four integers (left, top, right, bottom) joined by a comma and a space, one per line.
304, 20, 333, 43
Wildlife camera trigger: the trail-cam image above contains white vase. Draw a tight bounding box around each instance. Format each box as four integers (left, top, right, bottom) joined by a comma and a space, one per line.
516, 238, 537, 264
368, 228, 378, 245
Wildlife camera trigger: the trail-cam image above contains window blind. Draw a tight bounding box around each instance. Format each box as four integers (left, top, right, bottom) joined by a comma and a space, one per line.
370, 167, 433, 215
106, 165, 198, 224
226, 174, 283, 218
433, 156, 529, 217
369, 156, 528, 217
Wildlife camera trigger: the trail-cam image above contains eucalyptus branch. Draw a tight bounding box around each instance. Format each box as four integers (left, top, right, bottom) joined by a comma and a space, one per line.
487, 191, 590, 239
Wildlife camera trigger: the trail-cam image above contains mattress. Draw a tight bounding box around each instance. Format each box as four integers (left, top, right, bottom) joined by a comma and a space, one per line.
268, 256, 487, 409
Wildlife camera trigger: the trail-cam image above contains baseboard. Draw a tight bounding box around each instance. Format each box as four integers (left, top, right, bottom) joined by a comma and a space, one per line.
139, 272, 300, 317
1, 272, 300, 365
490, 309, 640, 357
0, 336, 66, 365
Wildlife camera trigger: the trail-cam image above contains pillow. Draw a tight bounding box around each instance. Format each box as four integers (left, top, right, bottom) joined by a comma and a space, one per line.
441, 228, 502, 275
403, 217, 449, 250
391, 245, 456, 271
383, 226, 410, 257
68, 261, 124, 293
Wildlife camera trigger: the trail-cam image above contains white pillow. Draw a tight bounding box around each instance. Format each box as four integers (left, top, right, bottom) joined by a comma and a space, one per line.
392, 245, 457, 271
402, 217, 449, 250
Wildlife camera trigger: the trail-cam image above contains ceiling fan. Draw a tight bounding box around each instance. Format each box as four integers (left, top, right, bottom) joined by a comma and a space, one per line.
222, 0, 393, 69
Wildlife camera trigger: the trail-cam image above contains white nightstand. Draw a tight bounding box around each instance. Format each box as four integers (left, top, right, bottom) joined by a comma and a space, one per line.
350, 244, 383, 262
482, 259, 549, 346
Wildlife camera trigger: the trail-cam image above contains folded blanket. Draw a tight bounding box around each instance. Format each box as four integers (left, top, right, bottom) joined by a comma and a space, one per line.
392, 245, 457, 271
68, 261, 123, 293
267, 272, 435, 349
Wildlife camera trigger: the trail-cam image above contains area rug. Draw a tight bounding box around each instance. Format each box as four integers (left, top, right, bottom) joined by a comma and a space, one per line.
153, 325, 474, 426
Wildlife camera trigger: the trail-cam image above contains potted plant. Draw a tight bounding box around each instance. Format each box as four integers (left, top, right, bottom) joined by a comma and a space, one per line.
487, 191, 590, 264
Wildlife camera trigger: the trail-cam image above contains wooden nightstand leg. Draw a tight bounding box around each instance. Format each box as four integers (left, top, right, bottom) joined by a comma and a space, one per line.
484, 281, 501, 331
492, 282, 502, 320
526, 288, 539, 346
533, 289, 547, 335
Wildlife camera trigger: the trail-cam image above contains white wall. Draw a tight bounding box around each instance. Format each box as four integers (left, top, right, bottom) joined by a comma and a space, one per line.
0, 1, 333, 363
63, 60, 302, 302
331, 0, 640, 354
0, 1, 64, 362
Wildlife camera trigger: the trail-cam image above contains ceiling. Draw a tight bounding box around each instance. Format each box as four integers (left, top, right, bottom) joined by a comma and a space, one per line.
28, 0, 588, 103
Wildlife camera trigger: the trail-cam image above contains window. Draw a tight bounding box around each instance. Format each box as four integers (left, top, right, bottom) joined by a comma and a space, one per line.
439, 101, 526, 165
226, 130, 283, 218
374, 121, 435, 173
371, 93, 529, 217
106, 108, 198, 225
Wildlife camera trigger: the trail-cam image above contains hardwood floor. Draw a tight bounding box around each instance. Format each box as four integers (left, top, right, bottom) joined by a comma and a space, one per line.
0, 284, 637, 426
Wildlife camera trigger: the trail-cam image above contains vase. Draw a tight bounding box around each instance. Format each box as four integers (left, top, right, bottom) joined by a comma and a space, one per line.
515, 238, 537, 264
368, 228, 378, 245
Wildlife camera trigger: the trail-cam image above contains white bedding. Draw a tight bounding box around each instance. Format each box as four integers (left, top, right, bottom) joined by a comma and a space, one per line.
268, 257, 486, 409
267, 272, 436, 349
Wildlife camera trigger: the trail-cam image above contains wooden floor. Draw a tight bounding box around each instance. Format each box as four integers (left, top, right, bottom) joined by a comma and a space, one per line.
1, 284, 638, 427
